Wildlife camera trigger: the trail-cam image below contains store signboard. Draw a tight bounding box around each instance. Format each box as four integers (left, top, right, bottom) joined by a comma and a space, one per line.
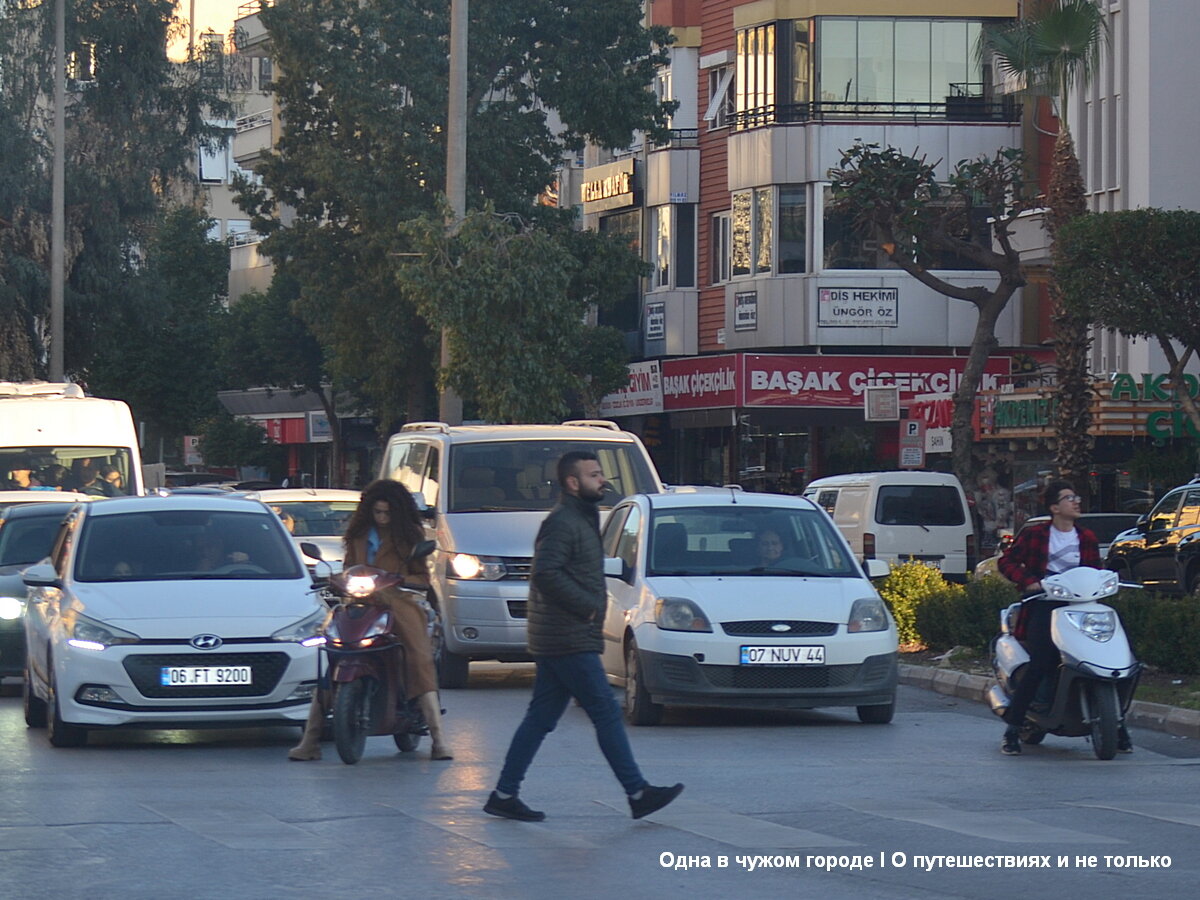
899, 418, 925, 468
661, 354, 739, 410
818, 287, 899, 328
644, 302, 665, 341
598, 360, 664, 416
734, 291, 757, 331
743, 355, 1009, 408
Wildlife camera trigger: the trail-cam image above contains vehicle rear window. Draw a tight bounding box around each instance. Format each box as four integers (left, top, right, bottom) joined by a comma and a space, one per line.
0, 517, 62, 566
75, 510, 303, 582
875, 485, 965, 527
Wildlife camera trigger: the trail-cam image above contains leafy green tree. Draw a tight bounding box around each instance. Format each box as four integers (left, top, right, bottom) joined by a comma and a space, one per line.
197, 409, 286, 474
236, 0, 674, 423
86, 206, 228, 447
397, 206, 636, 423
0, 1, 231, 380
829, 142, 1036, 492
217, 273, 347, 480
982, 0, 1108, 495
1056, 209, 1200, 435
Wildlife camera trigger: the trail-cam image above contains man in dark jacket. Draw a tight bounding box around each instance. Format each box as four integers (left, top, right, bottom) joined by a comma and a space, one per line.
997, 479, 1130, 755
484, 451, 683, 822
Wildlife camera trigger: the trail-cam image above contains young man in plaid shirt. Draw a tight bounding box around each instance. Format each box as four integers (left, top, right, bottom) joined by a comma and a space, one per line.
997, 479, 1130, 755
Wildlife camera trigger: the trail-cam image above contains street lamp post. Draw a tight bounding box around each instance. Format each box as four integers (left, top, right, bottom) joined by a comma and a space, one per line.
50, 0, 66, 381
439, 0, 466, 425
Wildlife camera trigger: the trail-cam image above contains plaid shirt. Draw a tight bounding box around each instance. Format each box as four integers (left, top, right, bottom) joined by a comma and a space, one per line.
998, 521, 1101, 591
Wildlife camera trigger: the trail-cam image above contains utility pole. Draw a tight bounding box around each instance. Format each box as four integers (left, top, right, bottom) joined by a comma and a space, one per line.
439, 0, 466, 425
50, 0, 66, 381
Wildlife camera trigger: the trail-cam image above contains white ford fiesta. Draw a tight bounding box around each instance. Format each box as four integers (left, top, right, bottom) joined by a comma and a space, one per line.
601, 488, 897, 725
22, 494, 327, 746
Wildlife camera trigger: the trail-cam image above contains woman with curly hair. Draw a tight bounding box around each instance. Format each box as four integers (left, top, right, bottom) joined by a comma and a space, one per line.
289, 480, 452, 761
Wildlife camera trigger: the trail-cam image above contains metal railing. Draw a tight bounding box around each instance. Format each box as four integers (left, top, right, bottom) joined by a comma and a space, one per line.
236, 110, 272, 133
236, 0, 274, 19
651, 128, 698, 150
733, 96, 1020, 130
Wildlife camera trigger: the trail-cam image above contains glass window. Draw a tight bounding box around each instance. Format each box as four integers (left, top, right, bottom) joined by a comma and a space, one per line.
1149, 491, 1183, 530
711, 211, 731, 284
646, 506, 857, 577
676, 205, 696, 288
706, 65, 735, 129
894, 20, 930, 104
822, 185, 879, 270
932, 20, 968, 101
731, 191, 752, 277
269, 500, 358, 537
875, 485, 966, 527
791, 20, 812, 104
602, 506, 631, 557
819, 18, 857, 106
76, 510, 303, 582
448, 441, 658, 513
755, 189, 773, 274
2, 446, 134, 496
735, 24, 777, 127
778, 186, 806, 274
651, 206, 671, 289
0, 516, 63, 567
857, 19, 893, 104
1177, 489, 1200, 529
616, 506, 642, 570
422, 446, 440, 507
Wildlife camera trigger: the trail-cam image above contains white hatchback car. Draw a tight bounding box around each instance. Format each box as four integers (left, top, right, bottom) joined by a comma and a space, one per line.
600, 488, 897, 725
22, 494, 326, 746
249, 488, 362, 573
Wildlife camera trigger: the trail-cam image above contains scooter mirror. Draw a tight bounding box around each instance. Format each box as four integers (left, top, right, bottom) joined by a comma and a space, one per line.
300, 541, 323, 560
410, 539, 437, 560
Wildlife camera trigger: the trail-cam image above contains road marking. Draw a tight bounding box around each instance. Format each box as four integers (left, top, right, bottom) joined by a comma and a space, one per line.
598, 798, 854, 849
1071, 801, 1200, 828
843, 799, 1124, 844
140, 804, 327, 851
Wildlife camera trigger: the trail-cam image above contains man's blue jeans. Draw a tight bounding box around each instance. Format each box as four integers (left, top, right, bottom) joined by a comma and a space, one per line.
496, 652, 647, 797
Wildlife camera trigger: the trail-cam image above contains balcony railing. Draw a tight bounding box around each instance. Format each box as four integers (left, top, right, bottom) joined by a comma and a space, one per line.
236, 0, 274, 19
651, 128, 698, 150
733, 96, 1020, 130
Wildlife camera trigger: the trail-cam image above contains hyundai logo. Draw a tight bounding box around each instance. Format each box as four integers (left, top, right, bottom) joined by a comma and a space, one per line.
190, 634, 223, 650
771, 623, 791, 632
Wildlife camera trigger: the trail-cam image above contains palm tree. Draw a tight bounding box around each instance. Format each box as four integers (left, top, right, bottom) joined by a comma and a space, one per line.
982, 1, 1107, 500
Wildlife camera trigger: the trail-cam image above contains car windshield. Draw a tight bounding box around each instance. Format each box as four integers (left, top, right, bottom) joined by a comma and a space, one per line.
75, 510, 303, 582
0, 517, 62, 566
1, 446, 135, 496
448, 441, 657, 513
646, 506, 860, 578
267, 500, 357, 536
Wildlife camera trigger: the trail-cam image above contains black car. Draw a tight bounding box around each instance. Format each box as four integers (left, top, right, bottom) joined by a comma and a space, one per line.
1106, 479, 1200, 593
0, 502, 78, 679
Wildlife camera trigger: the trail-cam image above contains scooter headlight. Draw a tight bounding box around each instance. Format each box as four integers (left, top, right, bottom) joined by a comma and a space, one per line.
344, 574, 379, 597
1065, 609, 1116, 642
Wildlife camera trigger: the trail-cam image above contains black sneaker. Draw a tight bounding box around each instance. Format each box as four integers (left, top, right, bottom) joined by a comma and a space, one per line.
1117, 726, 1134, 754
1001, 727, 1021, 756
629, 783, 684, 819
483, 791, 545, 822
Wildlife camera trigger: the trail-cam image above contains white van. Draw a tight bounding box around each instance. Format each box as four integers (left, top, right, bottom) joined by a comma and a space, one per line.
803, 471, 975, 581
379, 420, 664, 687
1, 382, 143, 497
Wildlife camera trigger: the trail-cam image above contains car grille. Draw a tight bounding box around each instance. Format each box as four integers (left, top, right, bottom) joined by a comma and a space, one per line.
123, 652, 291, 698
721, 620, 838, 637
507, 601, 528, 619
501, 557, 532, 581
701, 663, 862, 690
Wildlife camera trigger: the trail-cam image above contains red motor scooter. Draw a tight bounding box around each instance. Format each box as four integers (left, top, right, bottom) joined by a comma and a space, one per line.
304, 540, 438, 765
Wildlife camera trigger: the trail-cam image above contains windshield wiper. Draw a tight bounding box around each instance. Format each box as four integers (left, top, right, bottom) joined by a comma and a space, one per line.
453, 506, 528, 513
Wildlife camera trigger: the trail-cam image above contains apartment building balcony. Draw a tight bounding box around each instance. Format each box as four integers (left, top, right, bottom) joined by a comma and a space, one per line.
233, 108, 273, 167
233, 0, 274, 56
1007, 207, 1052, 271
229, 236, 273, 305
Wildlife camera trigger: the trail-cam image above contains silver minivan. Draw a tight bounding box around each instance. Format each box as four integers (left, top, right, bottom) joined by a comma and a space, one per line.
378, 421, 663, 687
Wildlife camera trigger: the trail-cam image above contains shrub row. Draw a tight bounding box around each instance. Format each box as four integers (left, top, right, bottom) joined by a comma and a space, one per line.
877, 562, 1200, 674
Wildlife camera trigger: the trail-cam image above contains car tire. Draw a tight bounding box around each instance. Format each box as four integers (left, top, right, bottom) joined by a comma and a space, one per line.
856, 699, 895, 725
623, 642, 663, 726
438, 649, 470, 690
47, 671, 87, 748
23, 665, 47, 729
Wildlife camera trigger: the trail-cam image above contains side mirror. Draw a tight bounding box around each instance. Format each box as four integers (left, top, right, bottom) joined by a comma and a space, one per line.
410, 539, 437, 560
603, 556, 623, 578
413, 492, 436, 520
22, 563, 61, 588
864, 559, 890, 580
300, 542, 323, 561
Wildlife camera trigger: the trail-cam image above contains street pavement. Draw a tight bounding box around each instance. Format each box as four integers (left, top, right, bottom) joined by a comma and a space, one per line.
2, 664, 1198, 900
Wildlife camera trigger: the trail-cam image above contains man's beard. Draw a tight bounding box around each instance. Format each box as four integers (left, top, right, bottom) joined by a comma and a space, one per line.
580, 484, 606, 503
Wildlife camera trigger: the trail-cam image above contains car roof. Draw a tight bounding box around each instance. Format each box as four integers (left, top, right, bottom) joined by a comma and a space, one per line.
0, 490, 96, 505
250, 488, 362, 502
393, 423, 641, 444
637, 488, 822, 512
81, 494, 273, 517
0, 500, 82, 521
804, 471, 961, 487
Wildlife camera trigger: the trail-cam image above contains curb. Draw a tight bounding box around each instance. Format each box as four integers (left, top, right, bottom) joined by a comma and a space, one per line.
898, 663, 1200, 740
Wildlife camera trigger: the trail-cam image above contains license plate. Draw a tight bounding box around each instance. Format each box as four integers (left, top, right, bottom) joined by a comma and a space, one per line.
160, 666, 252, 686
740, 645, 825, 665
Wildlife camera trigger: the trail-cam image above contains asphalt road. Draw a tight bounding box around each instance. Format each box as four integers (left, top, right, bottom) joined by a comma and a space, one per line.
2, 665, 1198, 900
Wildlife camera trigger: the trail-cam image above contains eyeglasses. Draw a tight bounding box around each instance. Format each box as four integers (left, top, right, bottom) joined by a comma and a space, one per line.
1056, 494, 1082, 503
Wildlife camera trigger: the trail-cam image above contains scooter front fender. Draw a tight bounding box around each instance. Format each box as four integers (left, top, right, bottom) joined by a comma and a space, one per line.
331, 661, 373, 683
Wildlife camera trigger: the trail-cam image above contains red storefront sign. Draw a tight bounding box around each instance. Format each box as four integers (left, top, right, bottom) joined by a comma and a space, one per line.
662, 354, 739, 410
262, 417, 307, 444
742, 355, 1010, 408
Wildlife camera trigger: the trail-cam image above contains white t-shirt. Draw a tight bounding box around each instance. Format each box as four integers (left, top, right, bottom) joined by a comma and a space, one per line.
1046, 526, 1080, 575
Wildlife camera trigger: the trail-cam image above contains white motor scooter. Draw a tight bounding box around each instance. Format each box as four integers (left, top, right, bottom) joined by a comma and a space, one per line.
987, 567, 1140, 760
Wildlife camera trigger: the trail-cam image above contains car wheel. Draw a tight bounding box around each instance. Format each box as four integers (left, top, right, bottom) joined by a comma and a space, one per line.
438, 649, 470, 690
23, 665, 47, 729
47, 671, 88, 748
623, 641, 663, 726
856, 698, 895, 724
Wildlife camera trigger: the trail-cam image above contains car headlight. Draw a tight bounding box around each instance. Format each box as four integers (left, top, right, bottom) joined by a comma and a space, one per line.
0, 596, 24, 620
447, 553, 506, 581
1065, 609, 1116, 642
655, 597, 712, 632
66, 613, 140, 651
848, 597, 890, 633
271, 608, 329, 646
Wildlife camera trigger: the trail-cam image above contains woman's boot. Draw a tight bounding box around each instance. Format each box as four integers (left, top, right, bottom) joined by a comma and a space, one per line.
287, 695, 324, 761
417, 692, 453, 760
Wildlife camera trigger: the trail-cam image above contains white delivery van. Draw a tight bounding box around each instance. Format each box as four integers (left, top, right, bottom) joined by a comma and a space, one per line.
379, 420, 664, 687
803, 471, 975, 581
0, 382, 143, 497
